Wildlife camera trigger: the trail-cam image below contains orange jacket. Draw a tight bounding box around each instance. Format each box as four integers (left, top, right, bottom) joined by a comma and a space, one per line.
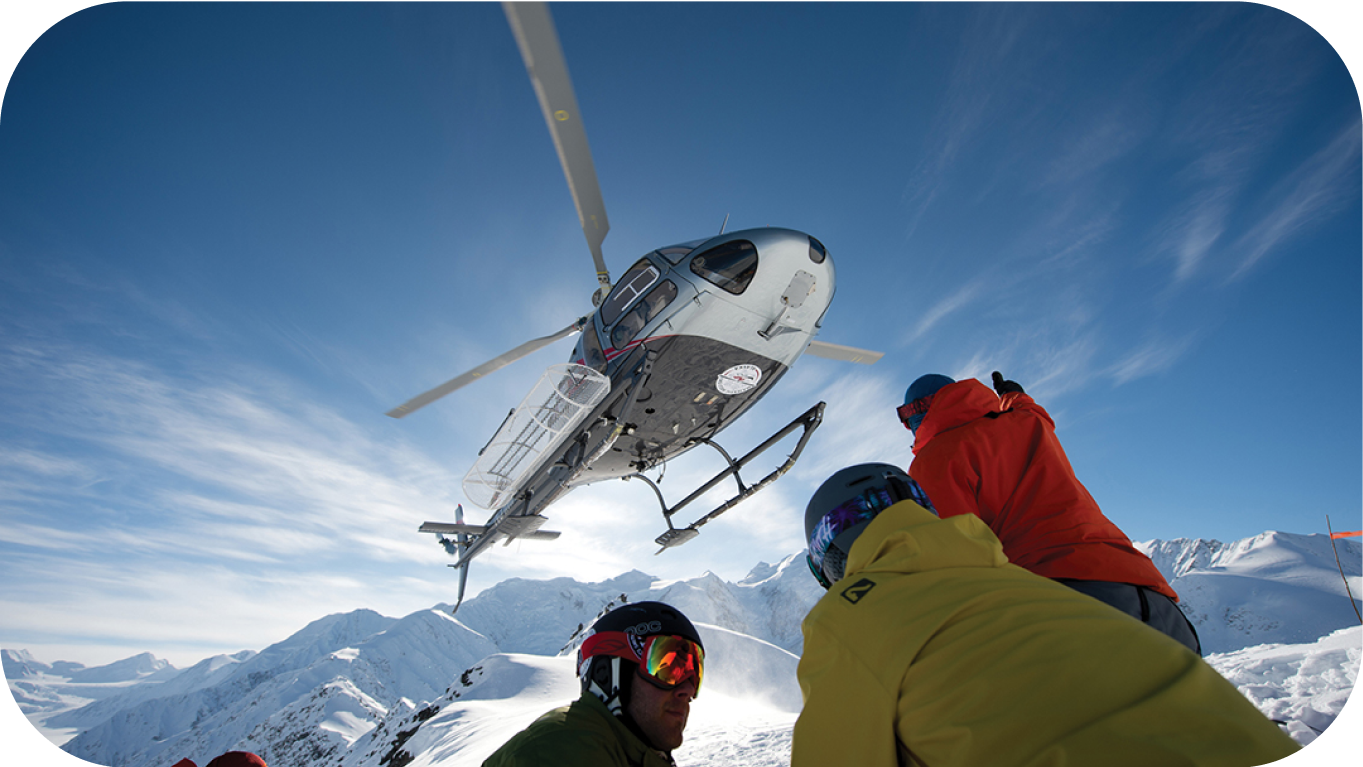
909, 379, 1177, 600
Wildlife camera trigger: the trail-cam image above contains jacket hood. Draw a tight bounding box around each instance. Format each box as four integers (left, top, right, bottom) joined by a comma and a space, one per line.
910, 378, 997, 452
911, 379, 1001, 454
846, 501, 1009, 578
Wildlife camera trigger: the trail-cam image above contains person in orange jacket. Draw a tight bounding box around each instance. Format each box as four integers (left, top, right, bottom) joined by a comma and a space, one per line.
898, 371, 1200, 653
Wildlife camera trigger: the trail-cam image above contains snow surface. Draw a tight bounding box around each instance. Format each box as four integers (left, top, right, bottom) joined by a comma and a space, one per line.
4, 531, 1361, 766
1206, 626, 1360, 747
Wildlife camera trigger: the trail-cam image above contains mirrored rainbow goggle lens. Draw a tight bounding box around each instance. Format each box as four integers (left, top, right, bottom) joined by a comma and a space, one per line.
643, 634, 704, 691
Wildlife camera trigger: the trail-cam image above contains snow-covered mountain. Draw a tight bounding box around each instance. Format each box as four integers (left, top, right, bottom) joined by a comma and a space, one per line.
5, 531, 1360, 767
59, 608, 496, 766
1137, 532, 1362, 653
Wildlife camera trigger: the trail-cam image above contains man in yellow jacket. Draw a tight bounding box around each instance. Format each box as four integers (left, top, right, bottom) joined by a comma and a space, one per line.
794, 463, 1300, 767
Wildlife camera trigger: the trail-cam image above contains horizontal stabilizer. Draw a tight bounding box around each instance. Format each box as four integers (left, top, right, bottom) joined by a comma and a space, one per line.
419, 521, 561, 541
420, 521, 487, 536
518, 530, 562, 541
805, 340, 883, 364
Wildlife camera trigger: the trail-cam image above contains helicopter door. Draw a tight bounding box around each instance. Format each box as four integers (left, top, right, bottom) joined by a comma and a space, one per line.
610, 279, 680, 350
601, 259, 661, 325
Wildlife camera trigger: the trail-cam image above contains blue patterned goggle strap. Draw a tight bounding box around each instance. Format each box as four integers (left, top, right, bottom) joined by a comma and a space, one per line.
805, 479, 939, 587
807, 487, 895, 577
900, 476, 936, 514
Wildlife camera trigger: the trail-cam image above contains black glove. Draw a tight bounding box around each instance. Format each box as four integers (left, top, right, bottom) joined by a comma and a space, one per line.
992, 371, 1024, 395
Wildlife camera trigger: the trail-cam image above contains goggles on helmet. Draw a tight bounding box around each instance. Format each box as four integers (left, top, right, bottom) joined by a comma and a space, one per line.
806, 486, 896, 588
580, 631, 704, 694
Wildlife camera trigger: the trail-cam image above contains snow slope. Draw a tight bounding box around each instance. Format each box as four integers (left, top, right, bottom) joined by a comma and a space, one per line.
338, 625, 1361, 767
338, 622, 803, 767
1206, 625, 1360, 747
3, 648, 197, 744
62, 608, 494, 767
1138, 533, 1362, 653
4, 530, 1360, 766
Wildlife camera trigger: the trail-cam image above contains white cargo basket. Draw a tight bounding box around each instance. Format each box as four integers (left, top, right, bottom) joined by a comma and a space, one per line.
462, 363, 611, 510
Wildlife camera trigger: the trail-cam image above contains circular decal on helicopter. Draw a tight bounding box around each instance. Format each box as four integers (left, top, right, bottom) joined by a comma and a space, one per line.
716, 364, 762, 395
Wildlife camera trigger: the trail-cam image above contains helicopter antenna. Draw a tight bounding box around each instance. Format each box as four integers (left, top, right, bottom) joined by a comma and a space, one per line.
504, 2, 613, 305
719, 213, 730, 235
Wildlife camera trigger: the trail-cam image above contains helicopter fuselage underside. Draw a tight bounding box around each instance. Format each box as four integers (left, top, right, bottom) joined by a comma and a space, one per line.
576, 332, 789, 481
485, 331, 789, 525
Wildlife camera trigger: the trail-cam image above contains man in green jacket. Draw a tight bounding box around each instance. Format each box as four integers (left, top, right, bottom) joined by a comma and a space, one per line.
795, 463, 1300, 767
483, 601, 705, 767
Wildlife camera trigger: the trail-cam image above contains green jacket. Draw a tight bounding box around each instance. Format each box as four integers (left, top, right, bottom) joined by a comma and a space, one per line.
482, 692, 676, 767
792, 501, 1300, 767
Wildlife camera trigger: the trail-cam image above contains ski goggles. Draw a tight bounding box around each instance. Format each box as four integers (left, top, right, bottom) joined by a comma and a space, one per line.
896, 397, 933, 432
806, 486, 897, 588
581, 631, 705, 693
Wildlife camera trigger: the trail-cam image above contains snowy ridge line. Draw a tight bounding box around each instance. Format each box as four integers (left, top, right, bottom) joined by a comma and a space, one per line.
4, 530, 1361, 765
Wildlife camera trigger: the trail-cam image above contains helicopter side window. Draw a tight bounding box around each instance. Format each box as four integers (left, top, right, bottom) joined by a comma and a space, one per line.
601, 259, 661, 326
690, 240, 758, 295
579, 318, 607, 371
610, 280, 678, 350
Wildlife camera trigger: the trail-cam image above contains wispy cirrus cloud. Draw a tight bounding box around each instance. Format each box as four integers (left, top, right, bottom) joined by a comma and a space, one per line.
1161, 187, 1233, 285
904, 280, 986, 346
1228, 122, 1361, 281
0, 336, 478, 663
1105, 334, 1198, 386
1039, 105, 1152, 192
899, 5, 1038, 242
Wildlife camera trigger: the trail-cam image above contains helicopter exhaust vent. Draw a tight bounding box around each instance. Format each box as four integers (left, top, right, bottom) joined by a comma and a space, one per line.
463, 363, 611, 510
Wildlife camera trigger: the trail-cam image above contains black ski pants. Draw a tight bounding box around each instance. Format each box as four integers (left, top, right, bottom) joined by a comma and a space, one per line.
1057, 579, 1203, 656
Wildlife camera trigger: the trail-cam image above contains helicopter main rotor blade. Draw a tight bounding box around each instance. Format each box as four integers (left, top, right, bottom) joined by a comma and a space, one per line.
805, 340, 885, 365
504, 1, 612, 299
386, 317, 589, 418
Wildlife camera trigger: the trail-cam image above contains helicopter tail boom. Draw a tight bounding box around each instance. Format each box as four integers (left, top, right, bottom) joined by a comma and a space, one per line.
421, 514, 562, 614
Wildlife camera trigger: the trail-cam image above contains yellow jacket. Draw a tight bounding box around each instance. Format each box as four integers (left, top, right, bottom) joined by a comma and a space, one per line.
792, 502, 1299, 767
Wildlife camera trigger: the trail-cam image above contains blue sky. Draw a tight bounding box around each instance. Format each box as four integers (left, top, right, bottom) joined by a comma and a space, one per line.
0, 0, 1358, 680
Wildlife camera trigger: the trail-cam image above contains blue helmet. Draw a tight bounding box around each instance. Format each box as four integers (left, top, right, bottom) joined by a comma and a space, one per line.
899, 374, 955, 433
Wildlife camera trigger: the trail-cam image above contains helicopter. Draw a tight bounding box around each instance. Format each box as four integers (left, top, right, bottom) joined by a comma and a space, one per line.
388, 2, 882, 610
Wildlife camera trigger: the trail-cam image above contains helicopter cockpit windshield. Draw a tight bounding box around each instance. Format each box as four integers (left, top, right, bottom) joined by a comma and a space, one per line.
690, 240, 758, 294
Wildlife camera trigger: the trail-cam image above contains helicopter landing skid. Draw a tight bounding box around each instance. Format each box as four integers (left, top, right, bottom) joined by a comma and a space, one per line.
626, 401, 826, 553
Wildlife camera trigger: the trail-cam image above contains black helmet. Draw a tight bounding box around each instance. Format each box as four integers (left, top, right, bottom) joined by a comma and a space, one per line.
804, 463, 933, 589
577, 601, 704, 715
